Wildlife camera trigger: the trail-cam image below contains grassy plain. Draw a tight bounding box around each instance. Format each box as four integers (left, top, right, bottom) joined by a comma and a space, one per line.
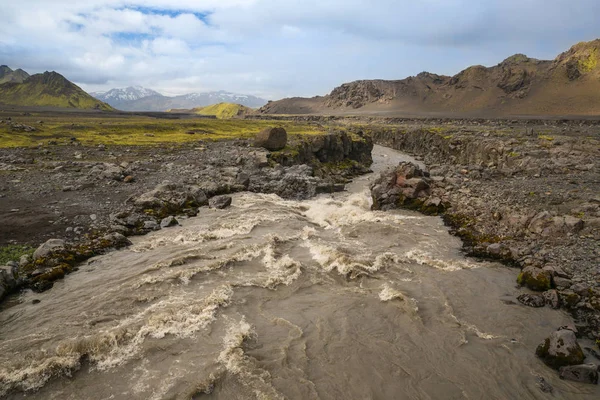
0, 111, 327, 148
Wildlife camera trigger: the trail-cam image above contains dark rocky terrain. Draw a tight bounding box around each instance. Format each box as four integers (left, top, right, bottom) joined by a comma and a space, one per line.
365, 120, 599, 345
0, 128, 372, 297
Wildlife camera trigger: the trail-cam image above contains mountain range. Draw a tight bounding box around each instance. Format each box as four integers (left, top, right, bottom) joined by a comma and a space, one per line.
0, 66, 112, 110
259, 39, 600, 116
91, 87, 268, 111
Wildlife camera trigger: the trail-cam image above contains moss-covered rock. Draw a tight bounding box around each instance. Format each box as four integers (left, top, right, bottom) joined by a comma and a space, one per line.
517, 266, 553, 291
536, 329, 585, 370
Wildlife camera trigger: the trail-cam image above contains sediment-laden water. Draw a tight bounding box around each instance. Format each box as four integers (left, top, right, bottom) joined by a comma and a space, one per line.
1, 146, 597, 399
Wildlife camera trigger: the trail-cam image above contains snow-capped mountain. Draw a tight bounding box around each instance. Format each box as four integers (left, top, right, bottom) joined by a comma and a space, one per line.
91, 87, 267, 111
90, 86, 163, 106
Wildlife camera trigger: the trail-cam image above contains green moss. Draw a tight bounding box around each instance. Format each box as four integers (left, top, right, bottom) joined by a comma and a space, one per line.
0, 244, 34, 264
517, 269, 552, 291
579, 48, 598, 72
189, 103, 253, 119
0, 115, 327, 148
538, 135, 554, 141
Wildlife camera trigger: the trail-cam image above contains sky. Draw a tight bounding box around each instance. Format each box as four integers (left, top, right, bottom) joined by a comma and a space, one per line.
1, 0, 599, 100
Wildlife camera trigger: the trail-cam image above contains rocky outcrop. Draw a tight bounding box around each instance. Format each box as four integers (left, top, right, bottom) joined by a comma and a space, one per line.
18, 233, 132, 293
368, 124, 599, 343
536, 328, 585, 369
370, 162, 446, 214
254, 127, 287, 151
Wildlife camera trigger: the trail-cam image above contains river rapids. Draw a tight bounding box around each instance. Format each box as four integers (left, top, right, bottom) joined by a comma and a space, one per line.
0, 146, 598, 399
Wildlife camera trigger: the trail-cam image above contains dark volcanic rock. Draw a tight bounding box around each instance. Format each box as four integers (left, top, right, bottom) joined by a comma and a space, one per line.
536, 329, 585, 369
254, 127, 287, 151
517, 293, 546, 308
558, 364, 599, 384
370, 162, 446, 214
209, 195, 232, 209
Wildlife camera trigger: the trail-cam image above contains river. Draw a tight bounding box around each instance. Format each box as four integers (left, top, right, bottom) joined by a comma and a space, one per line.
0, 145, 597, 399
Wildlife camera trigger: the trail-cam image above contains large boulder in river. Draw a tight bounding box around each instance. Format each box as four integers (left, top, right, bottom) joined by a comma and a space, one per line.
536, 329, 585, 369
517, 266, 553, 291
254, 127, 287, 151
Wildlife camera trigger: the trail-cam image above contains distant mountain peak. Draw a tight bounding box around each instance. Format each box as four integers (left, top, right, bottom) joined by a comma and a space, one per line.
91, 86, 163, 103
94, 87, 268, 111
0, 65, 30, 84
0, 67, 111, 110
260, 38, 600, 117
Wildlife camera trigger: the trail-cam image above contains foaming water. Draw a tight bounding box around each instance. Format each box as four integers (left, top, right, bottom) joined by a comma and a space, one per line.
0, 145, 598, 399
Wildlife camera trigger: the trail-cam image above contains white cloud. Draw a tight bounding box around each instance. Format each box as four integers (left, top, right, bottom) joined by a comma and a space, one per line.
1, 1, 599, 99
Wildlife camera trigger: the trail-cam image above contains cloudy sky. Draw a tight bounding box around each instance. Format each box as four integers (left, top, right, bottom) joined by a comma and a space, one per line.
1, 0, 599, 99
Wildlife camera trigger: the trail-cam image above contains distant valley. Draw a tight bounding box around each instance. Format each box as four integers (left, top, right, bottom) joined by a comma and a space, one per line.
91, 87, 268, 111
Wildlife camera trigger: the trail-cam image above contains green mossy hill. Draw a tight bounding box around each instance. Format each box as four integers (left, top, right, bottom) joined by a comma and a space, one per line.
0, 65, 30, 84
0, 71, 113, 110
192, 103, 253, 119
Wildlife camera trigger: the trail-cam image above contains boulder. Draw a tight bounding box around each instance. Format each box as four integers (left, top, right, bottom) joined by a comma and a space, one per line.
543, 289, 560, 309
371, 162, 443, 214
33, 239, 66, 260
254, 127, 287, 151
209, 195, 233, 209
100, 233, 131, 249
536, 329, 585, 369
517, 293, 545, 307
131, 184, 208, 216
160, 216, 179, 228
517, 266, 553, 291
558, 364, 599, 385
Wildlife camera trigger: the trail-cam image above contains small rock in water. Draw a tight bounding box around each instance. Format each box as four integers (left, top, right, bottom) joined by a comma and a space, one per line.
535, 376, 553, 393
209, 195, 232, 209
558, 364, 599, 385
517, 293, 545, 307
543, 289, 560, 309
144, 220, 159, 230
160, 216, 179, 228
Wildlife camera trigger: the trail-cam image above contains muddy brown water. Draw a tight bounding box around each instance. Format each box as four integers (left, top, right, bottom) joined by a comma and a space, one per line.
1, 145, 598, 399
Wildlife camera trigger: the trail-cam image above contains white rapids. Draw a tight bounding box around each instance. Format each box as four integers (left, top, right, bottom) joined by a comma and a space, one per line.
0, 145, 597, 400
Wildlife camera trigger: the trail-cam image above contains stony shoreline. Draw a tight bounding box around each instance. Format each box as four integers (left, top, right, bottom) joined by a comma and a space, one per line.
0, 130, 373, 300
368, 124, 599, 339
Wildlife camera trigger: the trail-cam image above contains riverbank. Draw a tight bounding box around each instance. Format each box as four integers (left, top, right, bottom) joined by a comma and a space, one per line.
366, 122, 600, 345
0, 116, 373, 299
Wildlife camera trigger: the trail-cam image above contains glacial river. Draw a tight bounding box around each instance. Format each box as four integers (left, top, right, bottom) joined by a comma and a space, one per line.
1, 145, 598, 399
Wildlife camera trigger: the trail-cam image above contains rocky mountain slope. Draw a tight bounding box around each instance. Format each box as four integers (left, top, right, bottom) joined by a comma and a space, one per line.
0, 66, 30, 84
260, 39, 600, 116
0, 70, 112, 110
92, 87, 267, 111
